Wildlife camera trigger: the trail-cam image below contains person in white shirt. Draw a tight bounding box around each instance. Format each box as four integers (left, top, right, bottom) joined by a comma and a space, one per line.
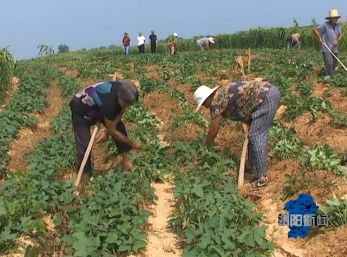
196, 37, 215, 51
286, 33, 301, 49
137, 32, 146, 54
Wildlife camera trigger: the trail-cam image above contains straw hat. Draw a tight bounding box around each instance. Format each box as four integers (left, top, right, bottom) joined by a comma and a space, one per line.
208, 37, 215, 44
193, 85, 220, 111
326, 9, 341, 19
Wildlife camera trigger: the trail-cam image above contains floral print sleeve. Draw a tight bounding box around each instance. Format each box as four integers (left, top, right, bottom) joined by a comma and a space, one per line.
209, 80, 272, 122
210, 86, 234, 119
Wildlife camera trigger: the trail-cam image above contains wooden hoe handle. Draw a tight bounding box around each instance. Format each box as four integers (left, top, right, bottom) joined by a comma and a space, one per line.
74, 125, 99, 188
238, 135, 249, 189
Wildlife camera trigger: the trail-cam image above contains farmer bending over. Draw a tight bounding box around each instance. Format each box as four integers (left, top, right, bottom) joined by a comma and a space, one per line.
196, 37, 215, 51
194, 79, 281, 188
286, 33, 301, 49
70, 80, 142, 176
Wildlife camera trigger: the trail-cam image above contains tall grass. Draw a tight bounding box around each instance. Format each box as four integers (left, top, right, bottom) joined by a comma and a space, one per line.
0, 48, 15, 102
182, 24, 347, 50
38, 23, 347, 60
127, 24, 345, 54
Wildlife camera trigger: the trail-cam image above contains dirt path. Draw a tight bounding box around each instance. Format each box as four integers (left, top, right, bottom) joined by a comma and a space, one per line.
8, 86, 64, 172
260, 198, 306, 257
131, 182, 182, 257
136, 91, 183, 257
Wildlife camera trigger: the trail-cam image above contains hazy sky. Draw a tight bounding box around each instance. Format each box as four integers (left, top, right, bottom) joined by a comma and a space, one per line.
1, 0, 345, 60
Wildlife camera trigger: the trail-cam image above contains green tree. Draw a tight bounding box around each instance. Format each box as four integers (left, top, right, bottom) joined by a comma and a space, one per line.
58, 44, 69, 53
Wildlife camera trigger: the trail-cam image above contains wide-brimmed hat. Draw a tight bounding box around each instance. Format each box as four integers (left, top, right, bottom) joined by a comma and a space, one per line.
193, 85, 220, 111
208, 37, 215, 44
326, 9, 341, 19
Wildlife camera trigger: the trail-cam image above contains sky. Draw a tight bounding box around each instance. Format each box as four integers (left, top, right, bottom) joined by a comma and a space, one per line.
0, 0, 346, 60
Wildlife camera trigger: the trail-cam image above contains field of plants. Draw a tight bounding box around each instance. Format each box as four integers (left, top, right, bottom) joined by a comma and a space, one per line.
0, 41, 347, 257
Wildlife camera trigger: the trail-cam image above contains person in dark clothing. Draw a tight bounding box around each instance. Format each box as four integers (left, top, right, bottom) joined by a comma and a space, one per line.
149, 30, 157, 54
70, 80, 141, 177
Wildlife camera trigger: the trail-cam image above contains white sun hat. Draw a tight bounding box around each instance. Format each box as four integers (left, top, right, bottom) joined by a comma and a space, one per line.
326, 9, 341, 19
173, 32, 178, 37
194, 85, 220, 112
208, 37, 215, 44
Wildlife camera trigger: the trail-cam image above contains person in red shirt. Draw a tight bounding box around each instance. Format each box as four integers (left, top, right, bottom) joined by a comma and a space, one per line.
122, 33, 131, 55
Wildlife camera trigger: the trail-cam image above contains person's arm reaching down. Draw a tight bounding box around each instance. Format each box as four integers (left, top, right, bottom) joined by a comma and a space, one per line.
205, 114, 222, 145
104, 115, 141, 150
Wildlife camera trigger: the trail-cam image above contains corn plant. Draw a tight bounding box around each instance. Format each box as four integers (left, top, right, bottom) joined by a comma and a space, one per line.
0, 47, 15, 102
37, 44, 55, 57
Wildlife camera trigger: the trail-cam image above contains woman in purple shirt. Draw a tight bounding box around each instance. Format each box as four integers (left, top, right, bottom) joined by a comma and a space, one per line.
313, 9, 343, 76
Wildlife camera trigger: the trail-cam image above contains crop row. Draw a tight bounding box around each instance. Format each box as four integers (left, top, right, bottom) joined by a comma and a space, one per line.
0, 65, 159, 257
0, 68, 49, 178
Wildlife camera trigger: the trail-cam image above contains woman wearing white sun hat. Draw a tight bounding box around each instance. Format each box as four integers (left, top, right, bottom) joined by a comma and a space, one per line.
196, 37, 215, 51
313, 9, 343, 76
194, 79, 281, 188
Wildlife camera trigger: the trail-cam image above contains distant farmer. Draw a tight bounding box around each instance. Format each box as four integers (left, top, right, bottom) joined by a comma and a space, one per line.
70, 80, 142, 178
194, 79, 281, 188
122, 33, 131, 55
313, 9, 343, 76
167, 33, 178, 55
196, 37, 215, 51
286, 33, 301, 49
149, 30, 157, 54
137, 32, 146, 54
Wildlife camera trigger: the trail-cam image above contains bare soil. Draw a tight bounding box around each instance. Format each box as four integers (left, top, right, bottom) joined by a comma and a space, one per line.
130, 183, 182, 257
145, 64, 161, 80
109, 71, 124, 80
1, 235, 39, 257
314, 82, 347, 113
143, 91, 183, 134
300, 225, 347, 257
286, 113, 347, 152
58, 67, 79, 78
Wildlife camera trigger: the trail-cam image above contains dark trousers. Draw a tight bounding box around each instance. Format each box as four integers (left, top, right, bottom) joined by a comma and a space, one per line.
322, 52, 338, 76
71, 112, 131, 173
151, 43, 156, 53
138, 44, 145, 54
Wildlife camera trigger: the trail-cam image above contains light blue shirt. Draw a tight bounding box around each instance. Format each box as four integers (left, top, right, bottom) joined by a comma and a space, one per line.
318, 22, 342, 53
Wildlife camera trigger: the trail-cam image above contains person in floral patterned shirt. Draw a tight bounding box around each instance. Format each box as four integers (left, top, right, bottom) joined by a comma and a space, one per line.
194, 79, 281, 187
